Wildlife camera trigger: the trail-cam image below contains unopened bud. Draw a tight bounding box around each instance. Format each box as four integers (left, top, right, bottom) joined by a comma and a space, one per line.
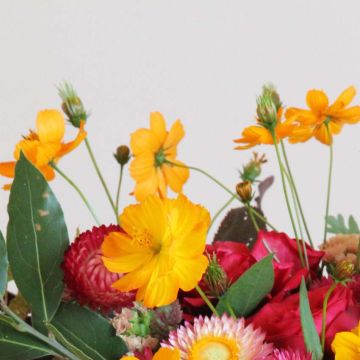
236, 181, 253, 203
204, 254, 229, 298
334, 260, 355, 280
114, 145, 131, 166
256, 84, 282, 129
240, 152, 267, 183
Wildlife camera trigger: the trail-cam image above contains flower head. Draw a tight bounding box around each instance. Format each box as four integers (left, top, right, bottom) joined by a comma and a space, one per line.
102, 194, 210, 308
121, 348, 180, 360
129, 112, 189, 201
62, 225, 135, 313
286, 86, 360, 145
240, 152, 267, 183
0, 109, 86, 189
164, 314, 272, 359
272, 348, 311, 360
234, 84, 295, 150
331, 321, 360, 360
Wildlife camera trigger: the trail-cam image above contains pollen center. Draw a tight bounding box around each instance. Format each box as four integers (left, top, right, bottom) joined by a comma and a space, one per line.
132, 229, 154, 248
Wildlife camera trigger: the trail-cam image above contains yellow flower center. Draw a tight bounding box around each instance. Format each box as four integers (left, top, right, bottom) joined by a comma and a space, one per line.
189, 336, 239, 360
132, 229, 154, 249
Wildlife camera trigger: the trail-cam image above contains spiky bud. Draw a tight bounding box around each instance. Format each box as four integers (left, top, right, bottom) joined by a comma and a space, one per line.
204, 254, 229, 298
114, 145, 130, 166
240, 152, 267, 183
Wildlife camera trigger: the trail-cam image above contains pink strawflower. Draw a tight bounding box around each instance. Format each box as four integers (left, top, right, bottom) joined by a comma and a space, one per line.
272, 349, 312, 360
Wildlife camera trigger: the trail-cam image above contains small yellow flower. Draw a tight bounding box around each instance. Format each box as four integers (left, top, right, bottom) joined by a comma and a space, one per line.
286, 86, 360, 145
102, 194, 210, 308
0, 109, 86, 189
129, 112, 189, 201
331, 321, 360, 360
120, 348, 180, 360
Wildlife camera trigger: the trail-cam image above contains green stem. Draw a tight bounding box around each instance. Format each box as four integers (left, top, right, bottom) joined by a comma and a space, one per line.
84, 138, 118, 221
195, 285, 219, 316
51, 163, 100, 225
271, 134, 306, 269
280, 141, 314, 247
323, 128, 334, 244
245, 203, 260, 232
225, 299, 236, 318
321, 282, 337, 351
115, 165, 124, 223
0, 300, 79, 360
165, 160, 278, 231
208, 195, 237, 234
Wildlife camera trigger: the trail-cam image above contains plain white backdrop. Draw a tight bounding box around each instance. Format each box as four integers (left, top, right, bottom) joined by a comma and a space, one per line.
1, 1, 360, 248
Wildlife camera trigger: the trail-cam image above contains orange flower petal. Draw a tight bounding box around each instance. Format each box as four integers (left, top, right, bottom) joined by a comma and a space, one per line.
3, 184, 11, 191
157, 167, 167, 198
335, 106, 360, 124
150, 112, 167, 144
39, 165, 55, 181
313, 123, 332, 145
36, 110, 65, 143
161, 160, 189, 193
133, 176, 158, 202
329, 86, 356, 113
130, 128, 161, 155
0, 161, 16, 178
306, 90, 329, 113
163, 120, 185, 151
129, 152, 156, 183
56, 122, 87, 159
153, 348, 180, 360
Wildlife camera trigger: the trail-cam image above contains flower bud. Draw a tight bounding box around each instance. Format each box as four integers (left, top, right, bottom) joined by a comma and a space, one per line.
256, 84, 282, 129
58, 82, 88, 128
236, 181, 253, 203
334, 260, 355, 280
114, 145, 130, 166
240, 152, 267, 183
204, 253, 229, 297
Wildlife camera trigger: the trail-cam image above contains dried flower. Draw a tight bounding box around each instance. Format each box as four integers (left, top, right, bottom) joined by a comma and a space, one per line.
236, 181, 253, 203
115, 145, 131, 166
240, 152, 267, 183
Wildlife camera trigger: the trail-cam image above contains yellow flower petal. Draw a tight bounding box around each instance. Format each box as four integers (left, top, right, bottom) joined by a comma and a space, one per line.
330, 86, 356, 112
153, 348, 180, 360
163, 120, 185, 151
150, 112, 167, 143
161, 160, 189, 193
306, 90, 329, 113
157, 167, 167, 198
36, 110, 65, 144
129, 152, 156, 183
130, 128, 161, 156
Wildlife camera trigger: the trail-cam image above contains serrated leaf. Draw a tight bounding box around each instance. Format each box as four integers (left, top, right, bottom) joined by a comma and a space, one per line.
326, 214, 360, 235
348, 215, 360, 233
7, 153, 69, 333
300, 278, 323, 360
50, 303, 127, 360
216, 255, 274, 316
0, 231, 8, 297
0, 317, 53, 360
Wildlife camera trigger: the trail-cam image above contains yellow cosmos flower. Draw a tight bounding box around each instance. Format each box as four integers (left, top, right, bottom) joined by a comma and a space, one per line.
120, 348, 180, 360
0, 109, 86, 189
129, 112, 189, 201
102, 194, 210, 308
285, 86, 360, 145
331, 321, 360, 360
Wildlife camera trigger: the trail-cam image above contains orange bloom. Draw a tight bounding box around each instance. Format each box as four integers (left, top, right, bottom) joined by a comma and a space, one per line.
234, 108, 295, 150
129, 112, 189, 201
285, 86, 360, 145
120, 347, 180, 360
0, 109, 86, 189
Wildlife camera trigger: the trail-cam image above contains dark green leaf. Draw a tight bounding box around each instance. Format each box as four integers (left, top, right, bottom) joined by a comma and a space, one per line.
216, 255, 274, 316
299, 278, 323, 360
7, 153, 69, 332
0, 317, 53, 359
326, 214, 360, 235
50, 303, 127, 360
0, 231, 8, 297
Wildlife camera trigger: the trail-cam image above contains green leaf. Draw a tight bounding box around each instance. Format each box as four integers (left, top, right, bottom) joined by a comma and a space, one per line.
7, 153, 69, 332
326, 214, 360, 235
0, 317, 53, 360
216, 255, 274, 316
50, 303, 127, 360
299, 278, 323, 360
0, 231, 8, 297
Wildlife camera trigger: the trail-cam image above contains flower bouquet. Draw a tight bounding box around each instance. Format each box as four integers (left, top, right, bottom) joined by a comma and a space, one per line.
0, 83, 359, 360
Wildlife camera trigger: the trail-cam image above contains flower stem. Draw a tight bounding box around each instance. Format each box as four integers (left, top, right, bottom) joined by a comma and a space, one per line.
280, 141, 314, 247
321, 282, 337, 351
271, 134, 306, 269
195, 285, 219, 316
225, 299, 236, 318
245, 203, 260, 232
115, 165, 124, 222
84, 138, 118, 221
51, 163, 100, 225
323, 128, 334, 244
0, 300, 80, 360
208, 195, 237, 234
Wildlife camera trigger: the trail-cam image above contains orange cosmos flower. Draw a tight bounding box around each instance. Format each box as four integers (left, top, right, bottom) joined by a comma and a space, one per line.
0, 109, 86, 189
285, 86, 360, 145
129, 112, 189, 201
102, 194, 210, 308
121, 347, 180, 360
234, 84, 295, 150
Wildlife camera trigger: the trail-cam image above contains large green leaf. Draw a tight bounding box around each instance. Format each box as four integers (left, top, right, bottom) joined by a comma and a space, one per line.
0, 231, 8, 297
7, 153, 69, 332
50, 303, 127, 360
0, 317, 53, 360
216, 255, 274, 316
299, 278, 323, 360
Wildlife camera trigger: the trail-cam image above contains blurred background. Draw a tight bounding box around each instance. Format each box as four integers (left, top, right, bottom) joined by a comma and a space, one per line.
1, 0, 360, 247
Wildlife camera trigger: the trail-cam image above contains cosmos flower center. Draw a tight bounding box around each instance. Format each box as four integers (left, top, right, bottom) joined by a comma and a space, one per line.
132, 229, 154, 249
189, 336, 239, 360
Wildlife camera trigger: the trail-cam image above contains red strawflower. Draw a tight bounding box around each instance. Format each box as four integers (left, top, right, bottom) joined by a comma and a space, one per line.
62, 224, 135, 313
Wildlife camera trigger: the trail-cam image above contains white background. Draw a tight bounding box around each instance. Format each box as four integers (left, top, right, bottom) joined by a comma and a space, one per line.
1, 0, 360, 248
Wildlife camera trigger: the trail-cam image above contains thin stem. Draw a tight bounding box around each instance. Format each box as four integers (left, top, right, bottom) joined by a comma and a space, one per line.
208, 195, 237, 234
323, 128, 334, 244
225, 299, 236, 318
272, 135, 306, 269
51, 163, 100, 225
84, 138, 118, 221
0, 300, 79, 360
280, 141, 314, 247
321, 282, 337, 351
115, 165, 124, 222
245, 203, 260, 231
195, 285, 219, 316
165, 160, 278, 231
